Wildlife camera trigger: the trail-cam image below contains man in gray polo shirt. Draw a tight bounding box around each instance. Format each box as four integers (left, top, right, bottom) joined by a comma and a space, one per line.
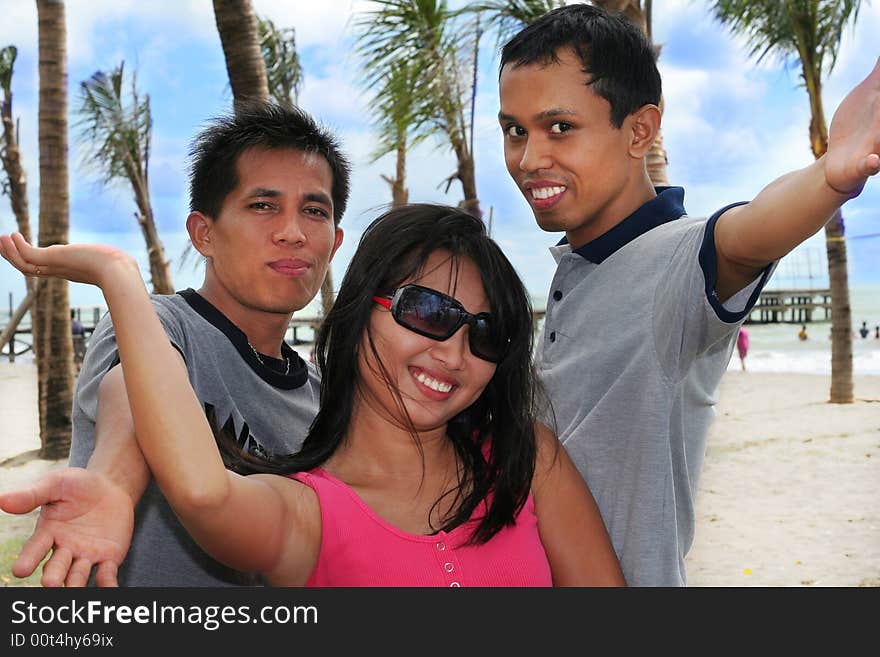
498, 4, 879, 585
4, 102, 350, 586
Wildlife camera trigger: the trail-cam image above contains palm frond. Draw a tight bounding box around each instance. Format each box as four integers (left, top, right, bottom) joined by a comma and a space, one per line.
464, 0, 563, 48
258, 15, 303, 106
0, 45, 17, 99
75, 61, 151, 188
710, 0, 860, 73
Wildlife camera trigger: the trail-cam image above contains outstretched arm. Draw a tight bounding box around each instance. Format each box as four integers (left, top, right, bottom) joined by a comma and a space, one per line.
0, 235, 300, 576
532, 423, 626, 586
713, 57, 880, 301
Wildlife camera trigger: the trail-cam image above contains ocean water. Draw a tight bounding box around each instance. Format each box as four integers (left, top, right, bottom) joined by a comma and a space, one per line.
729, 285, 880, 376
4, 285, 880, 375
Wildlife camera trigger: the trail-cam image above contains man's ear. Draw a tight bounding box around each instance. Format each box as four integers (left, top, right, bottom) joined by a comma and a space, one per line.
329, 227, 344, 262
628, 104, 661, 158
186, 211, 214, 257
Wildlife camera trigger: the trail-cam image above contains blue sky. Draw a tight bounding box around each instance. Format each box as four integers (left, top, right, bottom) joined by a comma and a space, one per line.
0, 0, 878, 312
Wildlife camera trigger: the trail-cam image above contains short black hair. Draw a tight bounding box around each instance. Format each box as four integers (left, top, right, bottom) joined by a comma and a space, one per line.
500, 3, 661, 127
188, 102, 351, 225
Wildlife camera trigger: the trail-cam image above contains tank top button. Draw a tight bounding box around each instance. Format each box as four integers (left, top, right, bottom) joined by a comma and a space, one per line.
435, 541, 446, 551
449, 581, 460, 587
444, 562, 454, 573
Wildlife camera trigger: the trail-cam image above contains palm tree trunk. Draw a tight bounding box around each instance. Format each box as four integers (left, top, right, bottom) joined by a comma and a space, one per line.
0, 65, 39, 347
381, 142, 410, 208
393, 142, 408, 207
131, 175, 173, 294
36, 0, 75, 458
802, 63, 852, 403
824, 210, 853, 402
1, 106, 32, 241
213, 0, 270, 105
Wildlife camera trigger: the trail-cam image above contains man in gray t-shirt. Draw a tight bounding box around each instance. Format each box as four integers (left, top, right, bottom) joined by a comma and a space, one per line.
68, 290, 321, 585
498, 5, 878, 585
7, 103, 351, 586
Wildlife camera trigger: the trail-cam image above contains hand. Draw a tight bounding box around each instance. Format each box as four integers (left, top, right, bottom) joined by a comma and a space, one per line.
0, 232, 137, 287
0, 468, 134, 587
825, 56, 880, 197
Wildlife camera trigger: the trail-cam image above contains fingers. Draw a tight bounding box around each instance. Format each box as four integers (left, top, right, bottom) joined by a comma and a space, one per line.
95, 561, 119, 588
10, 528, 54, 578
0, 470, 66, 514
861, 153, 880, 177
40, 545, 73, 588
0, 233, 40, 278
65, 557, 95, 588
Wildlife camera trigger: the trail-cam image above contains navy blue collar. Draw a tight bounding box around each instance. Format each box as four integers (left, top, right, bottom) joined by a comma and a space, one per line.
562, 186, 686, 264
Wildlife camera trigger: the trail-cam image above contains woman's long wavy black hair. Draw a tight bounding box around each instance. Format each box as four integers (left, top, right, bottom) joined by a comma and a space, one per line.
218, 204, 542, 544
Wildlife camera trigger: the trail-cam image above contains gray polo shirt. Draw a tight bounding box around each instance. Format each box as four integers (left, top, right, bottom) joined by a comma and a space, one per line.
536, 187, 773, 586
70, 289, 320, 586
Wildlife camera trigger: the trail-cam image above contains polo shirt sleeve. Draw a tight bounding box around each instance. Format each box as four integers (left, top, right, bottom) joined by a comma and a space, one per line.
651, 209, 774, 382
698, 202, 775, 323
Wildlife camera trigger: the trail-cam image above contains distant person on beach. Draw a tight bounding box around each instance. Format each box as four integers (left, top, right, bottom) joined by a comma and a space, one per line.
736, 327, 749, 371
498, 4, 880, 585
70, 309, 86, 372
875, 326, 879, 340
0, 103, 350, 587
859, 321, 869, 338
70, 309, 85, 337
799, 325, 809, 341
0, 206, 625, 586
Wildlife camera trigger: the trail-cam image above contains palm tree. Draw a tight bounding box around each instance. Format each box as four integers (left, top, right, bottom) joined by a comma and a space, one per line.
354, 0, 483, 218
213, 0, 269, 106
0, 46, 32, 243
258, 15, 303, 106
469, 0, 564, 45
36, 0, 75, 458
76, 62, 174, 295
0, 44, 38, 350
371, 58, 435, 208
710, 0, 859, 403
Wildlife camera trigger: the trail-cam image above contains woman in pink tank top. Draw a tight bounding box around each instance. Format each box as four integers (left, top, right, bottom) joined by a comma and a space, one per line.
0, 204, 624, 587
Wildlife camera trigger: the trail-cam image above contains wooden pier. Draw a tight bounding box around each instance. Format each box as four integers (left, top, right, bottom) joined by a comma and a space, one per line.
2, 297, 329, 364
746, 288, 832, 324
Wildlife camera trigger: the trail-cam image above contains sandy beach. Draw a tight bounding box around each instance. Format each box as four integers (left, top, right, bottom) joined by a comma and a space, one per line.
1, 361, 878, 587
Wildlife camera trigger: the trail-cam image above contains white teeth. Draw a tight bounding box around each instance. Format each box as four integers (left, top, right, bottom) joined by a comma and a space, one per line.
416, 372, 453, 393
530, 185, 566, 200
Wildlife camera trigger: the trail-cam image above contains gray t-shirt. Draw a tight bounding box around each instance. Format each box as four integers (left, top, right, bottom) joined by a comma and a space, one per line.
70, 289, 320, 586
536, 189, 772, 586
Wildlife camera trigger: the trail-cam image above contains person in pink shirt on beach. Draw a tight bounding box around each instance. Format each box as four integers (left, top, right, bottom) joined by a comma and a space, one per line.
737, 327, 749, 371
0, 204, 624, 587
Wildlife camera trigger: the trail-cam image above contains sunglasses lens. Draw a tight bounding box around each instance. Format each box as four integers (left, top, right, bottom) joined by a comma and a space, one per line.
397, 287, 461, 339
392, 285, 505, 363
468, 318, 502, 362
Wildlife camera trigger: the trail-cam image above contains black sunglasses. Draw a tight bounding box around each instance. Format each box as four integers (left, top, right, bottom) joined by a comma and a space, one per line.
372, 284, 505, 363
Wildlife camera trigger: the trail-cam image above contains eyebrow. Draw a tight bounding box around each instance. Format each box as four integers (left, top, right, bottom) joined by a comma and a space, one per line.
498, 108, 578, 122
245, 188, 333, 207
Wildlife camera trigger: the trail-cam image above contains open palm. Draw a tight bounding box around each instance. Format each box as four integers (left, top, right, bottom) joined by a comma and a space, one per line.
0, 468, 134, 587
0, 232, 137, 288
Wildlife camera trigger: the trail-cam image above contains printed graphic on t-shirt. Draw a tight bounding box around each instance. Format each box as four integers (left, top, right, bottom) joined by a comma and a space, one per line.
204, 401, 271, 471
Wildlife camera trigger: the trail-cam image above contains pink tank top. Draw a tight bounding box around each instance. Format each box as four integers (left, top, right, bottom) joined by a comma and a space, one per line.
290, 468, 552, 587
